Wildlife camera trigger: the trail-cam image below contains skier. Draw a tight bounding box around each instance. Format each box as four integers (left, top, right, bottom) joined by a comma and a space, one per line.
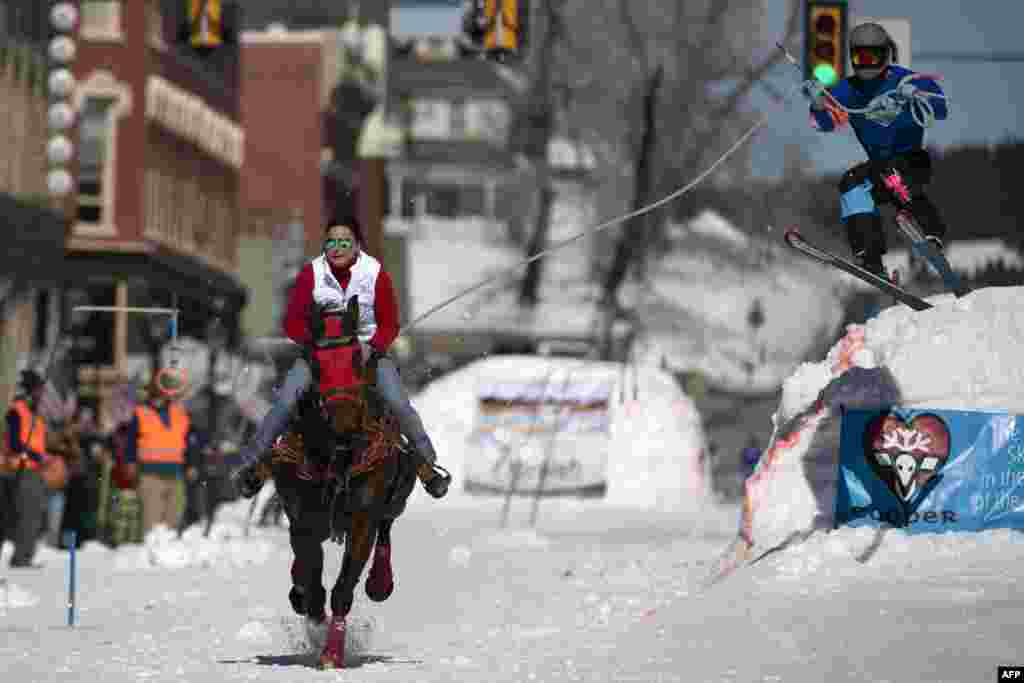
232, 212, 449, 499
803, 22, 949, 278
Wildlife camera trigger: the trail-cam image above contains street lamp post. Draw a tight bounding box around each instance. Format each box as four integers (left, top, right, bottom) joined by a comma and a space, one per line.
201, 309, 229, 538
205, 315, 228, 445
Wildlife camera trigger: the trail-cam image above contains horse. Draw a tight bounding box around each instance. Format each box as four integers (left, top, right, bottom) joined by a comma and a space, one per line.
256, 299, 431, 669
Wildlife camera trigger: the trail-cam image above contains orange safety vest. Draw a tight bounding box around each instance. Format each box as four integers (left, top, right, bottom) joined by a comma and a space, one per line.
134, 403, 189, 465
8, 399, 47, 471
188, 0, 223, 48
483, 0, 519, 51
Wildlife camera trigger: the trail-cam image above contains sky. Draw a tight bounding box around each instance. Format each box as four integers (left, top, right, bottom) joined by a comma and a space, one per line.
4, 281, 1024, 680
390, 1, 1024, 179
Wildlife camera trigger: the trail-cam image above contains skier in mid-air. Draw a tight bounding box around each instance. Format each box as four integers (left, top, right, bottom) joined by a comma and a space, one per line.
803, 22, 949, 279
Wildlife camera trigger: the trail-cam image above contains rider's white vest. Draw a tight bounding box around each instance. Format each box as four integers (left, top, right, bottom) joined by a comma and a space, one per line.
310, 251, 380, 343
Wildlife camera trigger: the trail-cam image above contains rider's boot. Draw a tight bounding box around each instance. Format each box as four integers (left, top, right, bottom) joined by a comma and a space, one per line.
411, 438, 450, 499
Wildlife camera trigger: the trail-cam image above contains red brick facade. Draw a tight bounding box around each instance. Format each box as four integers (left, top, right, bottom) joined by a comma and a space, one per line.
240, 34, 325, 256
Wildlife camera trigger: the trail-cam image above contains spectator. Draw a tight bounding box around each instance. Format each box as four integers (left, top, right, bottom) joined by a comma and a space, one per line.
178, 427, 210, 535
43, 414, 79, 547
59, 407, 107, 547
118, 370, 200, 535
0, 370, 55, 568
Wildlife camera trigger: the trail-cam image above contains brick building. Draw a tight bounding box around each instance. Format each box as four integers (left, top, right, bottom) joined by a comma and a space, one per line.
0, 2, 70, 409
58, 0, 247, 424
238, 27, 336, 339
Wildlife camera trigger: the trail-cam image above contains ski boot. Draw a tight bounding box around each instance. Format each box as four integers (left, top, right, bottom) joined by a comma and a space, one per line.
854, 249, 894, 283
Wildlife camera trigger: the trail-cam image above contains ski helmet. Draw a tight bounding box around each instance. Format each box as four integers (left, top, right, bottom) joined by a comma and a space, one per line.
849, 22, 895, 80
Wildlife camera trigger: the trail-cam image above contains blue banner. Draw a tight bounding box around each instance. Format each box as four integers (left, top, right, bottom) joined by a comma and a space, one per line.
835, 407, 1024, 532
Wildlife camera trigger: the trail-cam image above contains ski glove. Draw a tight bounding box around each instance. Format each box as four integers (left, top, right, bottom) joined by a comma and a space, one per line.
894, 82, 919, 103
802, 79, 828, 110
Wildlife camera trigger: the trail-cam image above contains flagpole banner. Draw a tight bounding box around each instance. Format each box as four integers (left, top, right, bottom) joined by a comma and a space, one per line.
464, 377, 613, 497
835, 407, 1024, 532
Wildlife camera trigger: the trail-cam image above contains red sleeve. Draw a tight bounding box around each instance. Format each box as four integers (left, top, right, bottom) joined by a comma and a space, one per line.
369, 270, 399, 352
283, 263, 315, 345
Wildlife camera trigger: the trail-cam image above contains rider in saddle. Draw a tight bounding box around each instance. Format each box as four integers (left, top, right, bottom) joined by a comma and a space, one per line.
232, 211, 449, 499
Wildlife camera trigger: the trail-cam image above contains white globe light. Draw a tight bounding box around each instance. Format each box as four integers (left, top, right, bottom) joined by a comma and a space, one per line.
47, 169, 74, 197
47, 136, 74, 165
48, 36, 77, 63
50, 3, 79, 33
48, 68, 76, 97
48, 102, 75, 130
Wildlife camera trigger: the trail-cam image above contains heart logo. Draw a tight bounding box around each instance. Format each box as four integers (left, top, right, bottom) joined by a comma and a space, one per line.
863, 412, 950, 504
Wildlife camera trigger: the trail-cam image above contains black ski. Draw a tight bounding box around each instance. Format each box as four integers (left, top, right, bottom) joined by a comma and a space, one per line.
784, 229, 933, 312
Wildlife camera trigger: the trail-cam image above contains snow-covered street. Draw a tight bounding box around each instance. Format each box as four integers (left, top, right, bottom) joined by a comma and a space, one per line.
3, 495, 1023, 682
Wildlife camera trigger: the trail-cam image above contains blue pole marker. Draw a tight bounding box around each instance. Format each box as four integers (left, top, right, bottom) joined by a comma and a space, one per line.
64, 530, 77, 627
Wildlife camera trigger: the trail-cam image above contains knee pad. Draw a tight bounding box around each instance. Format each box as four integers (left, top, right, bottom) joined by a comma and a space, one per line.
840, 181, 877, 220
838, 163, 873, 193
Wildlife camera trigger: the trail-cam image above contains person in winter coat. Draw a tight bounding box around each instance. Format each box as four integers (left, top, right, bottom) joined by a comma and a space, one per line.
0, 370, 54, 567
232, 212, 449, 499
118, 371, 200, 534
803, 21, 949, 278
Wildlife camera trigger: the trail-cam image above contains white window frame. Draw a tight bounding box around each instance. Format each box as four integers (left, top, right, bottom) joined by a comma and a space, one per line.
72, 70, 133, 238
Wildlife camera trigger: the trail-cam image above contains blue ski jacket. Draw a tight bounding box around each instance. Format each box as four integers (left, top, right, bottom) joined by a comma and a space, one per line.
810, 65, 948, 161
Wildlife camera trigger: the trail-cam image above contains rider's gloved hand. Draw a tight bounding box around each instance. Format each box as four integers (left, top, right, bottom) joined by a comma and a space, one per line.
231, 462, 265, 499
802, 79, 828, 110
894, 82, 919, 103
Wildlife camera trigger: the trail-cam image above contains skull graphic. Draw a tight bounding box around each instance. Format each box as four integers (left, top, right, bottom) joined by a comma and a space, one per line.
864, 413, 950, 503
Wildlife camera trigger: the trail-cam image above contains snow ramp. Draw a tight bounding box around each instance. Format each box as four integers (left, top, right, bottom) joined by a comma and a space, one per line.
708, 286, 1024, 583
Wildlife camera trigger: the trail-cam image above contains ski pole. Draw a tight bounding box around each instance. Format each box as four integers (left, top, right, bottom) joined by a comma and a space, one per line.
65, 529, 77, 627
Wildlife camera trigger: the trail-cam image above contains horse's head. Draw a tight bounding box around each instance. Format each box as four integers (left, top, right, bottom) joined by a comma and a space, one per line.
311, 298, 369, 434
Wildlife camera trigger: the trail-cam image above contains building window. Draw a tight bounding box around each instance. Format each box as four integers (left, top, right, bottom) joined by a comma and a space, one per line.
410, 99, 449, 139
401, 180, 486, 219
77, 97, 116, 224
80, 0, 124, 42
450, 99, 467, 138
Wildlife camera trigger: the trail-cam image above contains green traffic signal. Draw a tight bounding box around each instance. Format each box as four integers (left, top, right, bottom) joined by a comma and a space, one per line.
813, 63, 839, 86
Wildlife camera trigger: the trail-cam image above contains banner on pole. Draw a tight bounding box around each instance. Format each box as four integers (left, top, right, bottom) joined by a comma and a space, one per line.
836, 407, 1024, 531
464, 376, 612, 497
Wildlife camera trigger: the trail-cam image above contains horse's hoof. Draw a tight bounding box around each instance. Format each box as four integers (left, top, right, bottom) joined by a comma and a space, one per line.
318, 615, 346, 669
305, 615, 328, 652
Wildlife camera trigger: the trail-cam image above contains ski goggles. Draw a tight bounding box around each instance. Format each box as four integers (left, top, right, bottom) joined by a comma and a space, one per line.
851, 45, 889, 68
323, 237, 355, 252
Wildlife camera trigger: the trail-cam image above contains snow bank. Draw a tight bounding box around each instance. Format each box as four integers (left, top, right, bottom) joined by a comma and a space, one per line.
412, 355, 710, 512
111, 516, 276, 572
714, 286, 1024, 580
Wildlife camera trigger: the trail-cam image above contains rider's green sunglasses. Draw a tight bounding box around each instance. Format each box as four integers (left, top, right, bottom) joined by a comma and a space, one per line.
323, 238, 354, 252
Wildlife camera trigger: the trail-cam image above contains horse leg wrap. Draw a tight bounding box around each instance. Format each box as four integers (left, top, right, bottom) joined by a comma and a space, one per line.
318, 614, 347, 669
365, 543, 394, 602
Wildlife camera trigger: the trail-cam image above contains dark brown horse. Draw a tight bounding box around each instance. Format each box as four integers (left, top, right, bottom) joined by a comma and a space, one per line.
262, 299, 434, 669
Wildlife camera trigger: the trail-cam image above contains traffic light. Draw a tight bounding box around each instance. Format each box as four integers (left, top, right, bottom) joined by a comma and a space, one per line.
483, 0, 520, 61
804, 1, 847, 86
185, 0, 224, 50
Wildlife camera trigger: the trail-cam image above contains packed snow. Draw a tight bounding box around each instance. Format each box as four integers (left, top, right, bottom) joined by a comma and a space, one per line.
3, 287, 1024, 682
